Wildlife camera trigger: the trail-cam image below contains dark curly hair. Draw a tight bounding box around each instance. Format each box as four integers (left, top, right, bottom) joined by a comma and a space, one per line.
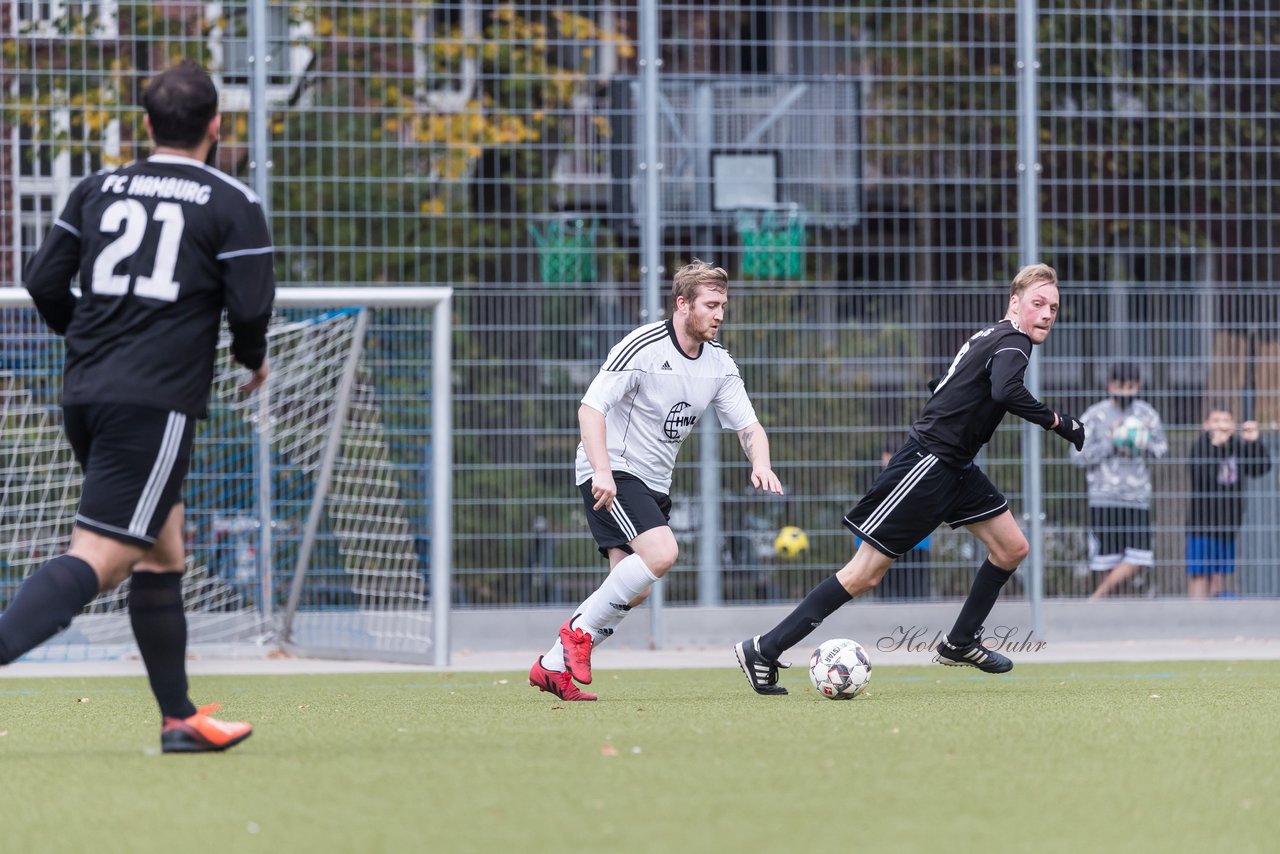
141, 60, 218, 149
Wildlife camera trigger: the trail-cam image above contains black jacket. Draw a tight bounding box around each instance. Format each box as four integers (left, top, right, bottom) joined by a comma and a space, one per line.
1184, 433, 1272, 537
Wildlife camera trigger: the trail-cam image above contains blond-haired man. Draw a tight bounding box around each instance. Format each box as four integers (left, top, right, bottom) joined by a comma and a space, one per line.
737, 264, 1084, 693
530, 260, 783, 700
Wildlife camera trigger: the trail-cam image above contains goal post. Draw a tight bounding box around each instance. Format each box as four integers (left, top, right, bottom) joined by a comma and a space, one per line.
0, 286, 453, 665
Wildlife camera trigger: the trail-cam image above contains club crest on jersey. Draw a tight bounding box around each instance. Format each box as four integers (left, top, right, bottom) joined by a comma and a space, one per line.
663, 401, 697, 441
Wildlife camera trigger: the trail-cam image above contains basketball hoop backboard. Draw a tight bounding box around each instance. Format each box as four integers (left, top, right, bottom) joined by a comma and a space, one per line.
711, 150, 781, 211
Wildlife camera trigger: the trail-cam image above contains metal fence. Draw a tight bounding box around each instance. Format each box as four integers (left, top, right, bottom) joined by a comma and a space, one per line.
2, 1, 1278, 624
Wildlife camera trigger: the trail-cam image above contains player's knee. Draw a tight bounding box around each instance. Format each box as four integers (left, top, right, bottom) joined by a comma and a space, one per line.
994, 538, 1029, 568
837, 564, 879, 596
1012, 538, 1030, 564
647, 543, 678, 575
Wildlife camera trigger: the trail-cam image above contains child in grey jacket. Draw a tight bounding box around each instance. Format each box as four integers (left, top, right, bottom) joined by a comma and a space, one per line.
1071, 363, 1168, 598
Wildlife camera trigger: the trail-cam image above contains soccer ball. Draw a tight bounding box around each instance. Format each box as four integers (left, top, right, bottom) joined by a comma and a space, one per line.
1113, 414, 1149, 453
808, 638, 872, 700
774, 525, 810, 559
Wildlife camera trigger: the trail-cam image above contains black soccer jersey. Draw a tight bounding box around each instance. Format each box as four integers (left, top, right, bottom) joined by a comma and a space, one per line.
908, 319, 1056, 466
23, 154, 275, 418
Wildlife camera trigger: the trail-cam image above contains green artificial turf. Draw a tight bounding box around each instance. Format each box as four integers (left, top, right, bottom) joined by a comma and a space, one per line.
0, 661, 1276, 854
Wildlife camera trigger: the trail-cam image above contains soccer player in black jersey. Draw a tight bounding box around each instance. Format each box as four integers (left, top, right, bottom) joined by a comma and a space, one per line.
736, 264, 1085, 694
6, 61, 273, 750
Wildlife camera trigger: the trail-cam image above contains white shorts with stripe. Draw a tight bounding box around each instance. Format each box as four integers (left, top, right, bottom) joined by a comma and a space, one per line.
63, 403, 195, 548
578, 471, 672, 558
843, 437, 1008, 558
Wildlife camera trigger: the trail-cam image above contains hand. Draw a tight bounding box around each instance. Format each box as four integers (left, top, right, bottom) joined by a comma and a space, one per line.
239, 355, 270, 394
750, 467, 784, 495
591, 471, 617, 512
1209, 428, 1231, 446
1110, 418, 1148, 455
1053, 412, 1085, 452
1241, 420, 1260, 442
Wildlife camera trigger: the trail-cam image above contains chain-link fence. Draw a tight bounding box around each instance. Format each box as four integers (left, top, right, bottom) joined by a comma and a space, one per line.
2, 1, 1277, 618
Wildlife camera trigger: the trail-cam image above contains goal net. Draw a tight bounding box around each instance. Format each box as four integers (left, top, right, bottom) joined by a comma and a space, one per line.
0, 287, 452, 664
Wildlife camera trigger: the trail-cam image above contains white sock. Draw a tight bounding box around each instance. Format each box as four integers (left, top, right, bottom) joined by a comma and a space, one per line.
572, 553, 658, 639
587, 601, 632, 648
544, 555, 658, 664
542, 597, 637, 666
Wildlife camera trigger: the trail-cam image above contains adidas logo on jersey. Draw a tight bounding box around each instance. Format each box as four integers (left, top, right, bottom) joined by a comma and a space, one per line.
661, 361, 672, 371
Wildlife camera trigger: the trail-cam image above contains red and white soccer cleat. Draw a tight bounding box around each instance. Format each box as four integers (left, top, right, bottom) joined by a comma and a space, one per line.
559, 619, 594, 685
529, 656, 597, 701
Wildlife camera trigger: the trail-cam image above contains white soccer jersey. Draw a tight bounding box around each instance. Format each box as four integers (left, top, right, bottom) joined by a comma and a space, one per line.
575, 319, 759, 494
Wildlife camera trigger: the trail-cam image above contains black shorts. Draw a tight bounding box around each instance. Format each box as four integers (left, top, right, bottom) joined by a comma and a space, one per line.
63, 403, 195, 548
1088, 506, 1154, 571
578, 471, 672, 558
843, 438, 1008, 558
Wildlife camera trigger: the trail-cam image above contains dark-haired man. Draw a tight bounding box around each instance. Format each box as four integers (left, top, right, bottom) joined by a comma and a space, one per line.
13, 60, 274, 751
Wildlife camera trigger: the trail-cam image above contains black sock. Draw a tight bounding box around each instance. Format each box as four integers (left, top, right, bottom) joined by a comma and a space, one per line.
758, 575, 853, 661
129, 572, 197, 720
948, 558, 1015, 645
0, 555, 100, 664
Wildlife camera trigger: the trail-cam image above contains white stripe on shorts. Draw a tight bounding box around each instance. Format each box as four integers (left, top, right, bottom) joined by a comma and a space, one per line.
76, 513, 157, 545
860, 452, 938, 535
609, 499, 639, 543
948, 501, 1008, 527
129, 411, 186, 537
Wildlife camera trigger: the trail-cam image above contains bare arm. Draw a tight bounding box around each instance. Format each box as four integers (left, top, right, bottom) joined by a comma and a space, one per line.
579, 403, 616, 510
737, 421, 784, 495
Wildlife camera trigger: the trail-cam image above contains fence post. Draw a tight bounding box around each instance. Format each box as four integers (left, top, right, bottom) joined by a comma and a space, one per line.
638, 0, 666, 647
432, 298, 454, 665
249, 0, 275, 632
1017, 0, 1045, 634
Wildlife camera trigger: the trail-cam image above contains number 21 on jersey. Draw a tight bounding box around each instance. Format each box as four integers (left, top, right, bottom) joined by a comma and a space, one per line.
92, 199, 184, 302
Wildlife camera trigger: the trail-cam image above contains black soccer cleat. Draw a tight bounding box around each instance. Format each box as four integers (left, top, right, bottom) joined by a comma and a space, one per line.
933, 629, 1013, 673
734, 636, 789, 695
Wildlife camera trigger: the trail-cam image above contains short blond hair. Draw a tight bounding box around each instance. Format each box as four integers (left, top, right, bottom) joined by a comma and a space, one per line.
1009, 263, 1058, 299
672, 259, 728, 304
